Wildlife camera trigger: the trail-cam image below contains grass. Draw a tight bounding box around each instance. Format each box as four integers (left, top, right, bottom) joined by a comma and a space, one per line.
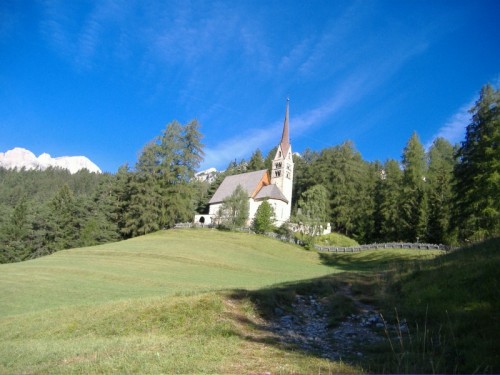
315, 232, 360, 247
378, 238, 500, 373
1, 228, 497, 373
0, 228, 359, 374
0, 229, 335, 317
363, 237, 500, 373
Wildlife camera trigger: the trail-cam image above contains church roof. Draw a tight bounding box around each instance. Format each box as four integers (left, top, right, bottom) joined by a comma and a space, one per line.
208, 169, 269, 204
279, 99, 291, 156
254, 184, 289, 203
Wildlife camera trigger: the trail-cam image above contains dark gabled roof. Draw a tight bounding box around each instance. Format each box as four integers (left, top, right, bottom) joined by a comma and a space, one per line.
254, 184, 289, 203
208, 169, 268, 204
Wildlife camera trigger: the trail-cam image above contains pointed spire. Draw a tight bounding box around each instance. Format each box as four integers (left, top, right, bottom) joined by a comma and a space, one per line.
280, 98, 290, 156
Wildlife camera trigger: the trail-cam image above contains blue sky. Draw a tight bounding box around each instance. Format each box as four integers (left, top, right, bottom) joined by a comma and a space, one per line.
1, 0, 499, 173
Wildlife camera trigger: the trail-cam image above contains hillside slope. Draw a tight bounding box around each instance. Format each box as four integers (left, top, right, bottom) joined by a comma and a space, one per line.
0, 229, 359, 374
0, 229, 334, 317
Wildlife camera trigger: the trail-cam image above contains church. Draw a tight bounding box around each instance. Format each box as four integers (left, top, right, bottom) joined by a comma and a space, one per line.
196, 101, 294, 227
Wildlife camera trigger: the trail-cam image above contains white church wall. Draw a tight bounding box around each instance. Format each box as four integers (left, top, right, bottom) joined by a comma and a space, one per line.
269, 199, 290, 226
209, 202, 222, 216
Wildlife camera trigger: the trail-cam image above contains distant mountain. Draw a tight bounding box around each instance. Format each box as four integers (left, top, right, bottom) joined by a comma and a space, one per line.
0, 147, 101, 174
194, 167, 219, 183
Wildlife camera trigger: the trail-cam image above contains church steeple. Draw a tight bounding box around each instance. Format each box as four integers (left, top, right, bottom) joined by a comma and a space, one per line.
270, 99, 294, 224
280, 98, 290, 156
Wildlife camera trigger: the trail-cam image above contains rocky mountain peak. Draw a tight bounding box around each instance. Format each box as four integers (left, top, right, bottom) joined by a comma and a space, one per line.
0, 147, 101, 174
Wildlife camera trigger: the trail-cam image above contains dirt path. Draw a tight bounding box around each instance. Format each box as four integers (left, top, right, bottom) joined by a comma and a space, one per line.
267, 285, 402, 361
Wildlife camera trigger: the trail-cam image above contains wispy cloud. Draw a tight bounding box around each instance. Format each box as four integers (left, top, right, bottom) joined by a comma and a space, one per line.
202, 127, 276, 169
425, 75, 500, 149
201, 30, 432, 169
426, 99, 474, 149
40, 0, 131, 69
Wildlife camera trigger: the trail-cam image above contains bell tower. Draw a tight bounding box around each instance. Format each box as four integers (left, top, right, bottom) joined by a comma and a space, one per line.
271, 99, 294, 220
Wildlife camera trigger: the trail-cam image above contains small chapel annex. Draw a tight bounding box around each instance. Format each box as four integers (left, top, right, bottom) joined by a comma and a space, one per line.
196, 101, 294, 227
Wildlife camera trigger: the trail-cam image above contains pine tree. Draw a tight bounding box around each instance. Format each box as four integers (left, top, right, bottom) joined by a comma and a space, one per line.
128, 119, 205, 231
453, 84, 500, 242
427, 137, 455, 244
0, 198, 30, 263
122, 173, 162, 237
374, 159, 403, 241
297, 184, 329, 237
80, 175, 120, 245
264, 146, 278, 172
48, 184, 81, 251
291, 149, 318, 215
313, 142, 369, 239
247, 149, 265, 171
112, 165, 134, 238
400, 132, 428, 242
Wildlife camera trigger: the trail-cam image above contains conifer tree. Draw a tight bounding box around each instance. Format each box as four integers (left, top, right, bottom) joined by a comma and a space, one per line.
0, 198, 30, 262
291, 149, 318, 214
264, 146, 278, 172
247, 149, 265, 171
314, 142, 369, 239
453, 84, 500, 242
400, 132, 428, 242
129, 119, 204, 231
374, 159, 403, 241
297, 184, 329, 237
48, 184, 81, 251
427, 137, 455, 244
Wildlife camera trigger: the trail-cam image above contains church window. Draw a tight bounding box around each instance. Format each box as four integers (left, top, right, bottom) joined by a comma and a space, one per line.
278, 151, 282, 157
275, 170, 281, 177
286, 172, 291, 179
275, 162, 282, 169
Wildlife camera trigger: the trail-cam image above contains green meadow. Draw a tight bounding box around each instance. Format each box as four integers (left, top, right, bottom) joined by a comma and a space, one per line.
0, 229, 335, 316
0, 229, 348, 374
0, 229, 497, 373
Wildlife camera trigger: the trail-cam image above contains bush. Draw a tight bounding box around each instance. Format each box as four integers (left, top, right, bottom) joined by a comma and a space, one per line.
314, 232, 359, 247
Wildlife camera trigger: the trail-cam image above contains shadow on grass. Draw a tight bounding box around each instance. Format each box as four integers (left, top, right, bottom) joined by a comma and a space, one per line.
317, 250, 440, 272
227, 272, 384, 368
227, 238, 500, 373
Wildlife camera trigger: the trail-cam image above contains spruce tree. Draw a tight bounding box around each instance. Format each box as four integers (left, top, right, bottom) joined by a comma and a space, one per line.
453, 84, 500, 242
374, 159, 403, 242
313, 142, 369, 239
400, 132, 427, 242
247, 149, 265, 171
427, 137, 455, 244
0, 198, 30, 262
297, 184, 329, 237
48, 184, 81, 251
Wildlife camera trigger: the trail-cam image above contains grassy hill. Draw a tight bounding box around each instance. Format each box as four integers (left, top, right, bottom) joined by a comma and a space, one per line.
0, 229, 355, 374
0, 229, 334, 317
0, 229, 496, 373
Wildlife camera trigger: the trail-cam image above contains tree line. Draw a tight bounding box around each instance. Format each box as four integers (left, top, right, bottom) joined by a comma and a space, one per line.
0, 84, 498, 263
